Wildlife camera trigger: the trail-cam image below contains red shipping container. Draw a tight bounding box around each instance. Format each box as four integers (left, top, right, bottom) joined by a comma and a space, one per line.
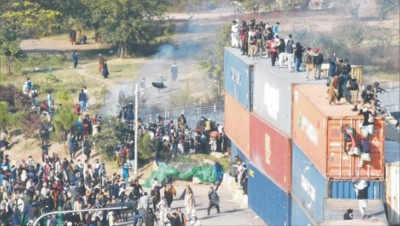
250, 113, 292, 192
224, 93, 250, 158
292, 84, 385, 180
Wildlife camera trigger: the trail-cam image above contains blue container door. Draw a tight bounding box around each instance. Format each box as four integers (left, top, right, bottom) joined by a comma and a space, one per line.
248, 163, 290, 226
292, 143, 326, 222
330, 181, 383, 199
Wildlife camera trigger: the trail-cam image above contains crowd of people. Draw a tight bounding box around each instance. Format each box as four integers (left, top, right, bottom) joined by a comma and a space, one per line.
230, 18, 394, 115
116, 112, 231, 164
230, 19, 343, 79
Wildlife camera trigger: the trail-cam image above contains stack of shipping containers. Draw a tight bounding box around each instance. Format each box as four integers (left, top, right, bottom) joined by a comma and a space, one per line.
223, 48, 253, 166
291, 84, 385, 223
223, 47, 388, 225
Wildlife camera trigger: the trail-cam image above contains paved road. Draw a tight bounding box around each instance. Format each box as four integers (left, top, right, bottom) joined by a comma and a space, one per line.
116, 180, 266, 226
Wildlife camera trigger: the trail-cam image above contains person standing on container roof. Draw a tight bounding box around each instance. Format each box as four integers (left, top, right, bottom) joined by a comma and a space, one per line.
239, 21, 249, 56
272, 21, 280, 36
328, 53, 337, 77
353, 180, 369, 219
294, 42, 305, 72
304, 47, 316, 80
266, 34, 279, 66
314, 48, 324, 79
286, 34, 295, 72
231, 20, 240, 48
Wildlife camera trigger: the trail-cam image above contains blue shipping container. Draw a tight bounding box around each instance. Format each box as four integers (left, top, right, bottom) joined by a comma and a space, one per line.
291, 195, 315, 226
292, 143, 384, 222
248, 163, 290, 226
292, 143, 326, 222
223, 47, 253, 110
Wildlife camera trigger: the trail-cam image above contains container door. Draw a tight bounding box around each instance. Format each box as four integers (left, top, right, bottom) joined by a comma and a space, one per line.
327, 119, 354, 179
355, 119, 385, 180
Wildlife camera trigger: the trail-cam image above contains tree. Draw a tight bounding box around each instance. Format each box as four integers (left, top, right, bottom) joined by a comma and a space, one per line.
88, 0, 169, 57
0, 101, 12, 132
0, 1, 61, 74
52, 107, 78, 142
0, 84, 32, 113
18, 112, 41, 146
0, 24, 22, 75
200, 22, 230, 99
89, 117, 133, 158
377, 0, 399, 20
0, 1, 62, 38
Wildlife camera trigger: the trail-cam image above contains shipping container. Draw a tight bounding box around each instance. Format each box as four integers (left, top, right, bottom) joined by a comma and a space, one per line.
386, 162, 400, 225
224, 93, 250, 158
250, 113, 292, 192
291, 195, 315, 226
252, 59, 325, 137
223, 47, 254, 110
292, 143, 383, 223
248, 163, 290, 226
385, 140, 400, 163
292, 84, 385, 180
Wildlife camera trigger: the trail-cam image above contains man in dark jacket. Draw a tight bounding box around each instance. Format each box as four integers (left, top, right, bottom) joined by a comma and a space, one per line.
314, 48, 324, 79
354, 180, 369, 219
78, 90, 87, 113
207, 186, 220, 215
286, 34, 295, 72
145, 209, 158, 226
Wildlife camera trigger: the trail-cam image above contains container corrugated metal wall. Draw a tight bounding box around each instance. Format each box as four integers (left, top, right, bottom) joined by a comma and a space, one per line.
329, 180, 383, 199
248, 163, 290, 226
326, 119, 385, 180
223, 47, 254, 110
250, 113, 292, 192
386, 162, 400, 225
224, 93, 250, 158
292, 143, 326, 222
252, 69, 293, 137
291, 196, 315, 226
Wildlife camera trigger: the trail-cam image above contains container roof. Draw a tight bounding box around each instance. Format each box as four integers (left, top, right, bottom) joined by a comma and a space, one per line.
295, 84, 365, 118
322, 199, 387, 226
225, 47, 326, 84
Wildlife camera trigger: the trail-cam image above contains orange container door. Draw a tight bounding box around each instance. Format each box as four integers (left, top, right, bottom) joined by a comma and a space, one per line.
355, 119, 385, 179
327, 119, 356, 179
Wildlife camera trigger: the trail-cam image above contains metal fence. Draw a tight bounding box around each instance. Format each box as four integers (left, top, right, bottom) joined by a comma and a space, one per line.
139, 102, 225, 128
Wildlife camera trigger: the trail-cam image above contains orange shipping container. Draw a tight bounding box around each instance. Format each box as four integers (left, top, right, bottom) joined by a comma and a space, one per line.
224, 93, 250, 158
292, 84, 385, 180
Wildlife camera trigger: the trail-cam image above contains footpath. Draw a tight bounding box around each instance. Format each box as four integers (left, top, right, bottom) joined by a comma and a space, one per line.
116, 179, 266, 226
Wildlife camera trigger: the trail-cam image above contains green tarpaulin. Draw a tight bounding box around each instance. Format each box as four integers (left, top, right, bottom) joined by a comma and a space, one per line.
143, 162, 223, 188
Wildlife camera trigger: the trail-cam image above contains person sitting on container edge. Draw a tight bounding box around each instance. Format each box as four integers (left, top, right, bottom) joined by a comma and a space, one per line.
343, 208, 354, 220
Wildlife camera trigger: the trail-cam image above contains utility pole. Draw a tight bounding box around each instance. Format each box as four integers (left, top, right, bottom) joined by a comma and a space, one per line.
134, 83, 139, 175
